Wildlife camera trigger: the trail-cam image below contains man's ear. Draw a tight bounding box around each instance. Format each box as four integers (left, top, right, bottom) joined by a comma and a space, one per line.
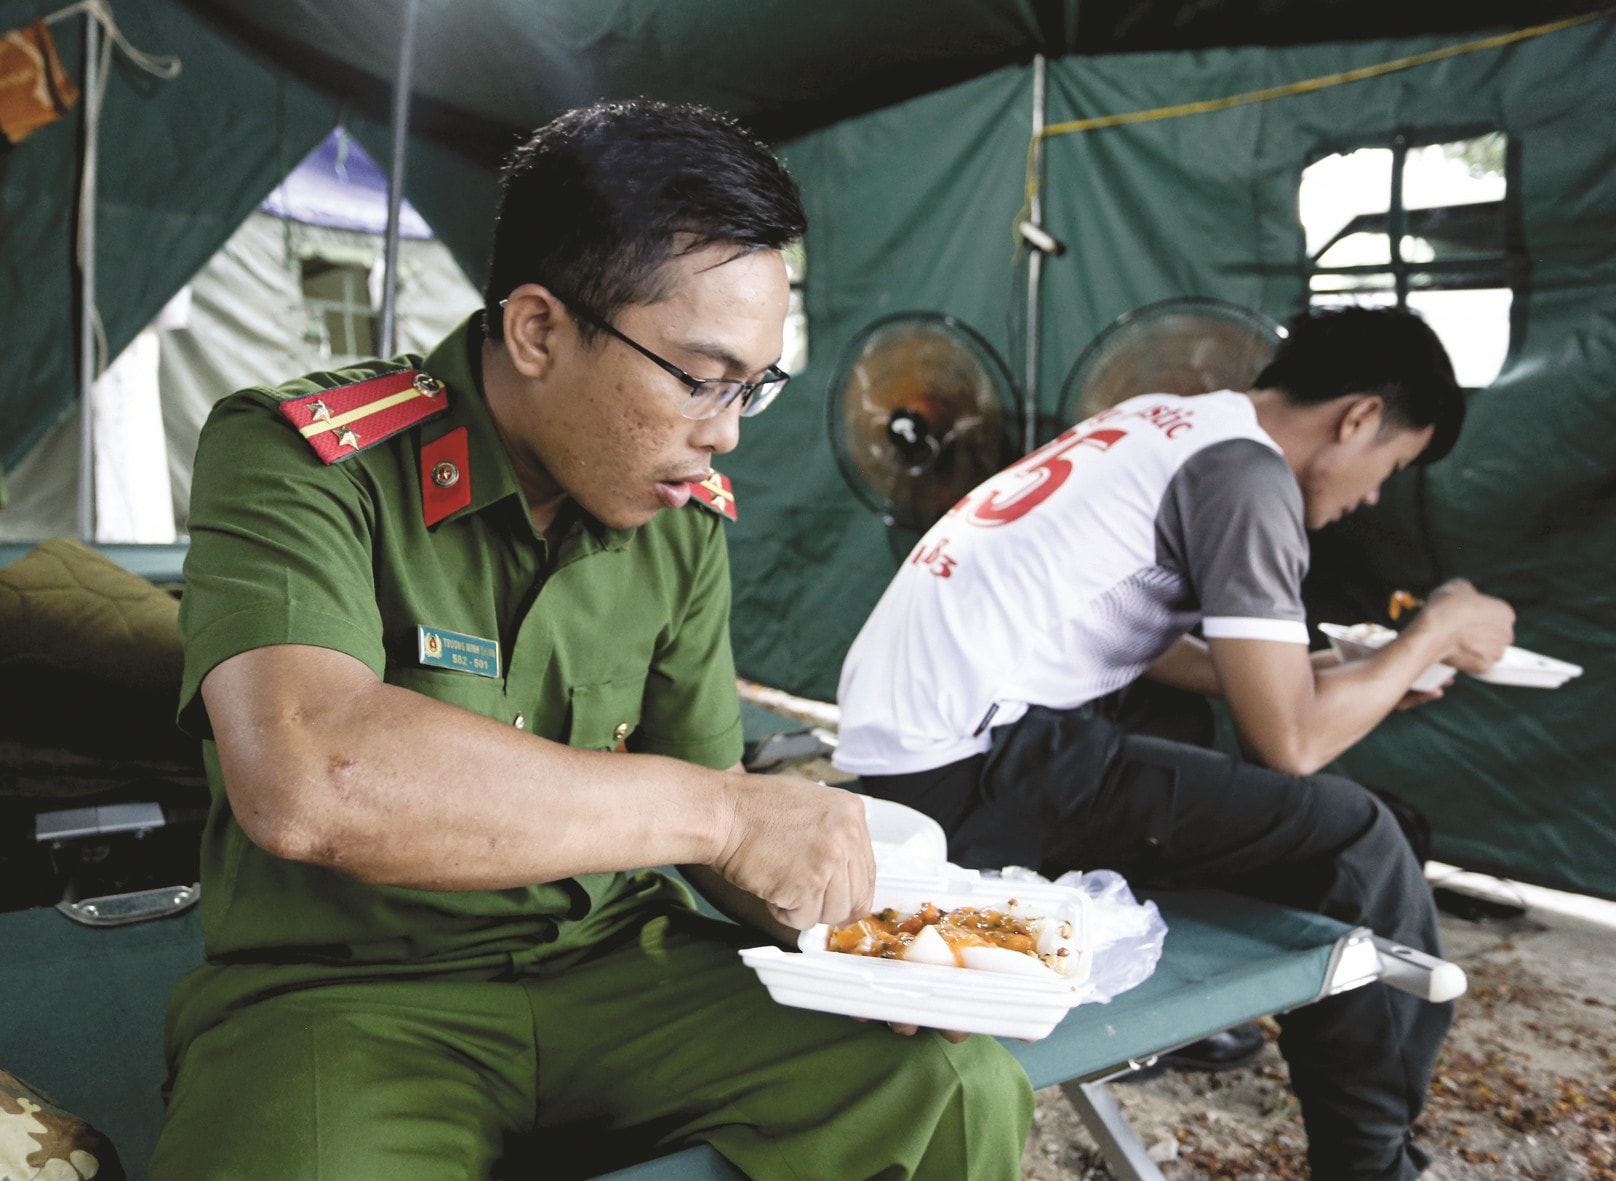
1336, 393, 1385, 443
501, 284, 566, 379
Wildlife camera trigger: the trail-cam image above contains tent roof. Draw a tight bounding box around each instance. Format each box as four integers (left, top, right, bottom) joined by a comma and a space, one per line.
179, 0, 1608, 157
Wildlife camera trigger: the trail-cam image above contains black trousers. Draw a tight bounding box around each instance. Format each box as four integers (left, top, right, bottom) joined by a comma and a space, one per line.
863, 689, 1450, 1181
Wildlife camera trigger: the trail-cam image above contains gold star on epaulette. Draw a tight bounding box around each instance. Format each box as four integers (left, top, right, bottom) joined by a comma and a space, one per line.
699, 472, 730, 510
278, 369, 450, 465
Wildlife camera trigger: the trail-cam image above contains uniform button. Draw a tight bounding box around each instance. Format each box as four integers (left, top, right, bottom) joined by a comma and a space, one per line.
414, 372, 444, 397
513, 714, 525, 730
433, 461, 460, 488
1144, 836, 1161, 848
612, 722, 630, 742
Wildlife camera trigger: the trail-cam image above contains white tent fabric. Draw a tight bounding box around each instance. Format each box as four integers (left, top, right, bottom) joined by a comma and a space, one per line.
0, 210, 480, 540
91, 324, 176, 543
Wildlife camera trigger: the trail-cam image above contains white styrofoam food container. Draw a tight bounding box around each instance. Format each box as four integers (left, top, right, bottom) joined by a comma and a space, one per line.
740, 860, 1094, 1041
1320, 622, 1583, 690
1469, 645, 1583, 688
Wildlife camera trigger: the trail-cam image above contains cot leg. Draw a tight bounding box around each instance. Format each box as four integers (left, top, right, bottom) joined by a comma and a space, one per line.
1059, 1079, 1168, 1181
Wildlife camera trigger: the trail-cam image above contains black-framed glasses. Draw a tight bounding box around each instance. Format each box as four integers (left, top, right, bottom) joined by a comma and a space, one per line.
516, 293, 791, 421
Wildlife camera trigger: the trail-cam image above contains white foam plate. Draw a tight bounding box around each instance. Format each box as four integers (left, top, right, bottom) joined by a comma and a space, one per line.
1318, 623, 1582, 691
739, 802, 1094, 1040
1469, 645, 1583, 687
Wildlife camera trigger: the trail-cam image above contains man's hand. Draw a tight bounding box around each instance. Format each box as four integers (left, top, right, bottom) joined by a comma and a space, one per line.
883, 1021, 972, 1044
1393, 684, 1448, 711
710, 774, 876, 930
1413, 579, 1515, 674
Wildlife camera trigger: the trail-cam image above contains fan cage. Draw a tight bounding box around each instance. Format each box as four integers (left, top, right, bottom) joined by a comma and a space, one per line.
826, 311, 1019, 531
1055, 297, 1284, 433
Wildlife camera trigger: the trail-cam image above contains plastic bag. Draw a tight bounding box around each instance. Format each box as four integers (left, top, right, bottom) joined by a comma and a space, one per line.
990, 865, 1167, 1004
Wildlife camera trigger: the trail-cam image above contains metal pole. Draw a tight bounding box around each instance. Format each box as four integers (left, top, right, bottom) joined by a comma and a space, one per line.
378, 0, 420, 358
1390, 132, 1409, 309
1023, 54, 1047, 454
77, 11, 101, 541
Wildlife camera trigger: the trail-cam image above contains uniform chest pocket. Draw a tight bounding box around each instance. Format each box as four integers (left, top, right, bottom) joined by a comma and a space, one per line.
566, 676, 648, 751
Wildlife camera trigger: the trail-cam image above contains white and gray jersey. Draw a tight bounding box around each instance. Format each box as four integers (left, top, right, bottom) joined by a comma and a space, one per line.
835, 391, 1311, 776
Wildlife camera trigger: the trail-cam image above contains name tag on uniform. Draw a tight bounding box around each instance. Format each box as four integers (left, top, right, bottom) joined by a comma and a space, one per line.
417, 625, 501, 678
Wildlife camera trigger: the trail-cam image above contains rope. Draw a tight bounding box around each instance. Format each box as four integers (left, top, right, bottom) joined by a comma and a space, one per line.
45, 0, 182, 80
40, 0, 182, 377
1016, 8, 1612, 248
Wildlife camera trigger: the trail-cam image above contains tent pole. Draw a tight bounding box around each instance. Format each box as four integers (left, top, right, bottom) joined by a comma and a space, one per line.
77, 10, 101, 542
1022, 53, 1047, 455
379, 0, 420, 359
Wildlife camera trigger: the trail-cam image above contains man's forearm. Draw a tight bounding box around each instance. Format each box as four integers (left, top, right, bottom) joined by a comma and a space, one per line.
1212, 629, 1453, 776
205, 645, 736, 891
204, 643, 879, 931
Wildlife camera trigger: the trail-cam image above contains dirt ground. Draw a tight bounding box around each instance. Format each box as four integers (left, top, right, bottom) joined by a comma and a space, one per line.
738, 682, 1616, 1181
1020, 901, 1616, 1181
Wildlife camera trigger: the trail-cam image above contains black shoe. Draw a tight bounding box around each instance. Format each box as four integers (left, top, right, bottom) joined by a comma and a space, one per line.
1158, 1022, 1267, 1073
1117, 1022, 1268, 1082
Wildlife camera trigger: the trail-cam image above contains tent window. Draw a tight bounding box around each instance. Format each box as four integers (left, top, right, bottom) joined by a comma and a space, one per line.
1300, 133, 1512, 388
783, 239, 808, 374
300, 256, 379, 358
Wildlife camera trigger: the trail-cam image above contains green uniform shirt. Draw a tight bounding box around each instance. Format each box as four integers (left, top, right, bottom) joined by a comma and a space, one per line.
177, 316, 744, 968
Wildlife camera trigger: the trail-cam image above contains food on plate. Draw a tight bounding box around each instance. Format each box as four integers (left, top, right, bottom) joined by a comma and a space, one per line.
1387, 589, 1423, 622
1341, 622, 1397, 644
825, 901, 1079, 978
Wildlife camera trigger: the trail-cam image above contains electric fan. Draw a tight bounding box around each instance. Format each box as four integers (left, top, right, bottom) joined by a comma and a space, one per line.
1057, 298, 1284, 427
827, 312, 1018, 532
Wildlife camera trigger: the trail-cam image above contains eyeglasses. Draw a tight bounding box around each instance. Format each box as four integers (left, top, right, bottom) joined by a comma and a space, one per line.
509, 293, 790, 421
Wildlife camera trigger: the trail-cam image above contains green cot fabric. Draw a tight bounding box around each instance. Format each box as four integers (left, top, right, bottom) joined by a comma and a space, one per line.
1007, 889, 1346, 1089
175, 314, 743, 967
0, 907, 202, 1181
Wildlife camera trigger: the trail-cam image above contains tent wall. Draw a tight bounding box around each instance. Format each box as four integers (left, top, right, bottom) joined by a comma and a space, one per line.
728, 67, 1036, 700
735, 22, 1616, 899
0, 0, 497, 475
2, 0, 322, 468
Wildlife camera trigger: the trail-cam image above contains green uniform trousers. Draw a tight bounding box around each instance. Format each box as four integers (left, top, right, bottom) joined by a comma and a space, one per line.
148, 906, 1032, 1180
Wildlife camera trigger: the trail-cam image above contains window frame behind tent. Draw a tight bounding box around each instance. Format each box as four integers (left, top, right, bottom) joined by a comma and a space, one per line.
1299, 129, 1524, 389
299, 253, 381, 360
782, 238, 808, 374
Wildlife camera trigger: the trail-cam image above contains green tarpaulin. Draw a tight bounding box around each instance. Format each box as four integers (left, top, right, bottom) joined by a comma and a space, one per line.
1, 0, 1611, 897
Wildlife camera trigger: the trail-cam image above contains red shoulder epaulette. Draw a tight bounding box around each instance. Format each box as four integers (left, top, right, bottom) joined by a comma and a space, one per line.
277, 370, 449, 464
689, 470, 738, 521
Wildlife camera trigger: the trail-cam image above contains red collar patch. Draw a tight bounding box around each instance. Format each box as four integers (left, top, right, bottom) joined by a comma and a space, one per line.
420, 427, 472, 527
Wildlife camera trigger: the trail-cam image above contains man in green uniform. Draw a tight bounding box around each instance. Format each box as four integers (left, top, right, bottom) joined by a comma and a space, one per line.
149, 101, 1032, 1180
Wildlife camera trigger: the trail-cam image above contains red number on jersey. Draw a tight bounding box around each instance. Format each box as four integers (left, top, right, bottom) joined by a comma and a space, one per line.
961, 426, 1126, 526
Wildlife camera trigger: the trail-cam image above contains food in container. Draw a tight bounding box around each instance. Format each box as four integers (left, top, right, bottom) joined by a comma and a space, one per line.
824, 900, 1083, 979
740, 862, 1095, 1040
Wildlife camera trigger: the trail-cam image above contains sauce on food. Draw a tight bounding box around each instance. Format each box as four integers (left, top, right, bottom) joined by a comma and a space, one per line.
826, 901, 1039, 963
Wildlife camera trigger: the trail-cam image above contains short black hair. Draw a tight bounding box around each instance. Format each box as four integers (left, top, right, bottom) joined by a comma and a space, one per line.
482, 100, 806, 342
1253, 305, 1465, 464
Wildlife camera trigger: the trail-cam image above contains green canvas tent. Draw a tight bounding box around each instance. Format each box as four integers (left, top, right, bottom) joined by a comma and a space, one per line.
1, 0, 1613, 898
